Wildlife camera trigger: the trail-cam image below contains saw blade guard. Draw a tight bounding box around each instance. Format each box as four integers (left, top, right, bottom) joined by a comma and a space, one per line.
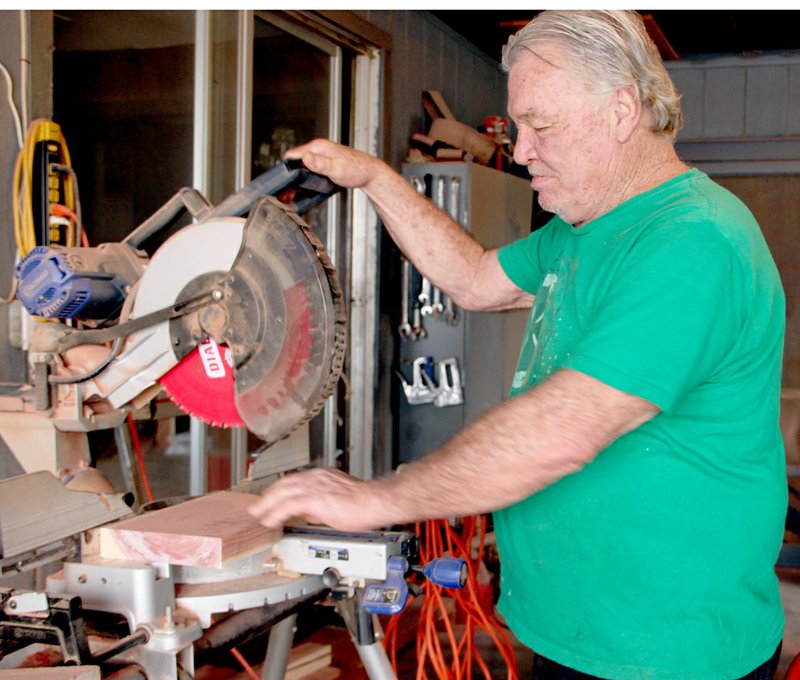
217, 195, 346, 444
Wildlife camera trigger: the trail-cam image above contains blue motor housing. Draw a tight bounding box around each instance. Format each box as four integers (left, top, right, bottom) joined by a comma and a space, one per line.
15, 244, 146, 321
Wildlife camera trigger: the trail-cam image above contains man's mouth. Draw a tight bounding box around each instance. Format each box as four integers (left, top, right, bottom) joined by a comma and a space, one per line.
530, 174, 551, 189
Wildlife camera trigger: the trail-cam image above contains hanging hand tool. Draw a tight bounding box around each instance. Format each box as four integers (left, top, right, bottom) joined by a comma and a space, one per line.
408, 175, 433, 330
419, 276, 433, 317
412, 305, 427, 339
434, 357, 463, 407
398, 257, 414, 339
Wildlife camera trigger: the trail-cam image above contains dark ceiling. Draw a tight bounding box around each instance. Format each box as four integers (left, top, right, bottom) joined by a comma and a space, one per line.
430, 10, 800, 62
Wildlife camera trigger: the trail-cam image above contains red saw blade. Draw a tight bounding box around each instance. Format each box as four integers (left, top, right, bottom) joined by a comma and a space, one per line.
159, 337, 244, 427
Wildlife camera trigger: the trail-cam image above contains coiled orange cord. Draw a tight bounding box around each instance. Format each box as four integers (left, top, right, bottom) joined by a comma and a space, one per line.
383, 516, 519, 680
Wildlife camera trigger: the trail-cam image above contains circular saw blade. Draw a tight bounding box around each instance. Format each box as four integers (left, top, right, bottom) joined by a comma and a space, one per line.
215, 195, 346, 444
160, 338, 244, 427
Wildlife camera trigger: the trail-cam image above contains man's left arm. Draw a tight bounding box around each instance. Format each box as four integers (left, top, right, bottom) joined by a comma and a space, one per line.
248, 368, 659, 531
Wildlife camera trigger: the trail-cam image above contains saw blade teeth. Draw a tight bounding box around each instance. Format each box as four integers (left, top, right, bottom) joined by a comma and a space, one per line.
158, 347, 245, 429
161, 385, 242, 429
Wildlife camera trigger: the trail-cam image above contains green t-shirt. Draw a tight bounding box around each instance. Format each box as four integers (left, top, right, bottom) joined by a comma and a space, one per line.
495, 169, 786, 679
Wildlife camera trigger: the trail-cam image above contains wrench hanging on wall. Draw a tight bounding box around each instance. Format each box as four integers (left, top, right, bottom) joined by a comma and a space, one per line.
398, 256, 413, 339
407, 176, 428, 337
399, 173, 464, 339
442, 176, 461, 326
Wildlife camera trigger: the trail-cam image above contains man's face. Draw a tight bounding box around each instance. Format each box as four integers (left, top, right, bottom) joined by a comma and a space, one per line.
508, 43, 617, 226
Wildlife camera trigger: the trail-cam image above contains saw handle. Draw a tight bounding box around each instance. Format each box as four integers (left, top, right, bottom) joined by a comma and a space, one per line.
123, 161, 341, 252
210, 159, 342, 219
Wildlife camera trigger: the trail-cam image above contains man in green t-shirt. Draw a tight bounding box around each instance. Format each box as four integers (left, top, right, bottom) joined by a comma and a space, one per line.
249, 10, 786, 679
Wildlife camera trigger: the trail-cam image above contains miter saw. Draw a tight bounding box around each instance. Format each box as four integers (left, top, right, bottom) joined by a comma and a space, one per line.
0, 162, 467, 679
10, 158, 345, 444
0, 159, 474, 679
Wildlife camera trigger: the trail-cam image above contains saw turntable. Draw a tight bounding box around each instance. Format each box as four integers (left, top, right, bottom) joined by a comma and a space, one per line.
0, 162, 458, 679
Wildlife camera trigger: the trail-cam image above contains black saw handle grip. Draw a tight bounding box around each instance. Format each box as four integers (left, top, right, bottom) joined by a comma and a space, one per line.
210, 159, 343, 219
124, 161, 341, 252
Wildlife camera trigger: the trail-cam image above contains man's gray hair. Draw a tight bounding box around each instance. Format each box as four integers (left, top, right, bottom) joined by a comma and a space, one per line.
502, 10, 682, 138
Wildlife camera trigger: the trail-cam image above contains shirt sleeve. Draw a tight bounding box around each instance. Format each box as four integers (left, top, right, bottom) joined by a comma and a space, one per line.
497, 216, 565, 294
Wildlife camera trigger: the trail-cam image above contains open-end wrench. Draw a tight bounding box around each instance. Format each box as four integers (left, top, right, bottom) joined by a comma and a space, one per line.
447, 176, 461, 221
443, 293, 457, 326
398, 257, 413, 339
442, 176, 461, 325
419, 276, 433, 316
431, 286, 443, 316
421, 176, 449, 318
412, 304, 427, 339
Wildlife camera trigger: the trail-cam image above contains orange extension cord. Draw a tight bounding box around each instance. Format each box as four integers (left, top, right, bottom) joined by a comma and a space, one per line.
383, 516, 519, 680
126, 413, 154, 503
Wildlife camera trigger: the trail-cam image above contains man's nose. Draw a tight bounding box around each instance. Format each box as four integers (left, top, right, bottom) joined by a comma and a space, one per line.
513, 128, 537, 166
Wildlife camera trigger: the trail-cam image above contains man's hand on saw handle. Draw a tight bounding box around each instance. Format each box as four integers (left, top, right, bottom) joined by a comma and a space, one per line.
285, 139, 387, 191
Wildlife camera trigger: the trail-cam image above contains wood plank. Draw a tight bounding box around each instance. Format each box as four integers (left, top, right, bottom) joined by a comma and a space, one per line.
100, 492, 281, 568
0, 668, 101, 680
285, 642, 334, 679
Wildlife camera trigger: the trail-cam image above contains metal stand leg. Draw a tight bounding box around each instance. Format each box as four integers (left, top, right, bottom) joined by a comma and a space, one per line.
353, 639, 398, 680
113, 423, 143, 506
261, 613, 297, 680
189, 417, 207, 495
337, 598, 398, 680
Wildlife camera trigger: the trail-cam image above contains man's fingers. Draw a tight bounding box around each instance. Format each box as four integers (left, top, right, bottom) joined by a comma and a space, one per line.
247, 467, 377, 532
299, 150, 327, 175
248, 477, 309, 528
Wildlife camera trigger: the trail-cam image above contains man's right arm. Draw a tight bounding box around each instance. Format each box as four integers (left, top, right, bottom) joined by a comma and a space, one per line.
285, 139, 533, 313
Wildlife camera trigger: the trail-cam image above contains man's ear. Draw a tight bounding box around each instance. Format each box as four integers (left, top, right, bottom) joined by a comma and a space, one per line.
612, 86, 642, 143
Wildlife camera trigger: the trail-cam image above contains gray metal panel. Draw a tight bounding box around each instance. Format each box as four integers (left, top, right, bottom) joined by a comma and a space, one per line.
704, 67, 745, 138
745, 65, 788, 136
0, 471, 130, 559
668, 53, 800, 174
671, 69, 705, 139
789, 64, 800, 135
676, 138, 800, 176
396, 163, 531, 463
463, 164, 530, 422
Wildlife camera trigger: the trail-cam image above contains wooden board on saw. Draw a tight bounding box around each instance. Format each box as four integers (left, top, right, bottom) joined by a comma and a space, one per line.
0, 669, 101, 680
99, 491, 281, 568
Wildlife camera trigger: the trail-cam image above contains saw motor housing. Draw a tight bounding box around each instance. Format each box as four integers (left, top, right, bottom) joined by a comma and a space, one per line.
15, 243, 147, 323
